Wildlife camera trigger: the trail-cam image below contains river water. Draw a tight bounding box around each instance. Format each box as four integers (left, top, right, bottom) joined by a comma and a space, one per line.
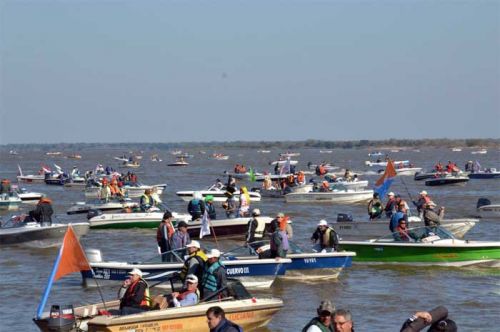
0, 146, 499, 331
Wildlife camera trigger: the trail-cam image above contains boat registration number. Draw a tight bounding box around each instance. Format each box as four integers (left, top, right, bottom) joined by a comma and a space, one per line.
304, 258, 317, 263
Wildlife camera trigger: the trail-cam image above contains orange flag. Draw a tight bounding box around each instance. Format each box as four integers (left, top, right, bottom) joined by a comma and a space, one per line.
54, 225, 91, 281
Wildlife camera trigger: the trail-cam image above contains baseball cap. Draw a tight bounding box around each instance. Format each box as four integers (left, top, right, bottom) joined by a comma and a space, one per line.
185, 274, 198, 283
206, 248, 221, 259
128, 268, 143, 277
420, 190, 428, 195
388, 192, 395, 196
276, 212, 285, 218
252, 208, 261, 216
317, 300, 335, 314
317, 219, 328, 227
186, 240, 201, 249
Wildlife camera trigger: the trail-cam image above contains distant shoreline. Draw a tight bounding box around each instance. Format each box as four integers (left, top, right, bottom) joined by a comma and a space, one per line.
1, 138, 499, 150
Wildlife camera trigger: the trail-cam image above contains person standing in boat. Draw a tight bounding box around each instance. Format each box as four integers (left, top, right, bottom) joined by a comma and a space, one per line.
205, 195, 217, 220
367, 193, 383, 220
423, 202, 445, 227
119, 268, 150, 315
140, 189, 155, 212
269, 216, 289, 258
171, 221, 191, 251
156, 211, 175, 262
201, 249, 227, 300
222, 188, 236, 218
413, 190, 431, 219
384, 192, 397, 218
311, 219, 339, 252
179, 240, 207, 286
30, 197, 54, 226
245, 208, 266, 244
188, 191, 205, 220
0, 178, 12, 199
237, 186, 251, 217
100, 178, 112, 202
302, 300, 335, 332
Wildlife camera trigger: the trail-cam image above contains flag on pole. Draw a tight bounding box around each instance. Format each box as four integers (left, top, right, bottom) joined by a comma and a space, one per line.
36, 225, 92, 318
249, 167, 256, 182
199, 209, 211, 239
374, 160, 397, 197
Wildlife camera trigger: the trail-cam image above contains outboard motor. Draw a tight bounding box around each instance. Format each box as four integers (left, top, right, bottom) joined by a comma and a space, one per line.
477, 198, 491, 209
337, 213, 353, 222
47, 304, 76, 332
86, 209, 102, 220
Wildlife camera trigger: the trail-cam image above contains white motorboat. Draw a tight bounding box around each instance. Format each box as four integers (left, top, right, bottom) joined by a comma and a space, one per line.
253, 184, 313, 198
270, 159, 298, 166
167, 156, 189, 166
176, 185, 261, 202
12, 186, 44, 203
118, 162, 141, 168
476, 198, 500, 219
45, 151, 62, 156
394, 167, 423, 176
471, 149, 487, 155
0, 193, 22, 211
67, 200, 139, 215
285, 188, 373, 204
85, 183, 166, 199
9, 150, 19, 155
333, 217, 478, 240
368, 151, 384, 157
319, 150, 333, 154
365, 160, 409, 167
257, 150, 271, 153
212, 153, 229, 160
279, 152, 300, 157
327, 180, 369, 191
451, 147, 462, 152
88, 210, 192, 229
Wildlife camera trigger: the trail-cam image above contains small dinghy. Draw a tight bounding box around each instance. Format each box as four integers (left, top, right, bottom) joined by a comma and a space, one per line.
66, 199, 139, 215
167, 156, 189, 166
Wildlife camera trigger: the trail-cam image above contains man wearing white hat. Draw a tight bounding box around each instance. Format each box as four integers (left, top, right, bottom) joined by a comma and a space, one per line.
201, 249, 227, 301
414, 190, 432, 219
179, 240, 207, 286
119, 268, 149, 315
384, 192, 397, 218
311, 220, 339, 253
170, 274, 200, 307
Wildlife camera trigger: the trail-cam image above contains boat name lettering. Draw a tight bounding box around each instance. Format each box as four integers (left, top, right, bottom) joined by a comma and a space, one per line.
433, 253, 459, 259
119, 324, 138, 330
228, 311, 255, 320
160, 323, 183, 330
304, 258, 317, 263
374, 247, 384, 252
226, 267, 250, 275
94, 268, 111, 280
338, 225, 352, 230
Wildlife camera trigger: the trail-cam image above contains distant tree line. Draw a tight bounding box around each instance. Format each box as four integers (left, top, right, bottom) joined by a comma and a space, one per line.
2, 138, 499, 151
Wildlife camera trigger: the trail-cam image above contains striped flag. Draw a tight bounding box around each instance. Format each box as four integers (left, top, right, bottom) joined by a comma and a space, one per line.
374, 160, 397, 197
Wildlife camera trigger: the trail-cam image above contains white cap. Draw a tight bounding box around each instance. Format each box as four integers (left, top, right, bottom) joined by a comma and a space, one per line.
252, 208, 261, 216
185, 274, 198, 283
128, 268, 143, 277
186, 240, 201, 249
318, 219, 328, 227
388, 192, 395, 196
420, 190, 428, 195
206, 248, 221, 259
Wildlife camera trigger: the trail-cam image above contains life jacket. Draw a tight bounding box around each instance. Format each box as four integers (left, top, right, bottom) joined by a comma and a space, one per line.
202, 260, 224, 292
302, 317, 334, 332
141, 194, 151, 206
180, 251, 207, 281
176, 288, 199, 302
249, 217, 265, 239
321, 227, 336, 248
123, 279, 150, 308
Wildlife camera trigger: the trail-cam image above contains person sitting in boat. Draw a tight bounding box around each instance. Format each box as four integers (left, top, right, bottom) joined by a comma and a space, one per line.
119, 268, 150, 315
319, 181, 331, 192
70, 166, 80, 179
172, 221, 191, 251
99, 178, 112, 202
389, 207, 406, 233
368, 193, 383, 220
157, 211, 175, 262
434, 162, 444, 172
222, 189, 236, 218
423, 201, 445, 227
179, 240, 207, 287
188, 191, 206, 220
206, 306, 243, 332
109, 178, 124, 198
0, 178, 12, 198
205, 195, 217, 220
296, 171, 306, 185
384, 192, 397, 218
393, 219, 418, 242
344, 169, 353, 181
237, 186, 251, 217
262, 175, 274, 190
201, 249, 227, 300
246, 208, 266, 244
168, 274, 200, 307
29, 196, 54, 226
302, 300, 335, 332
287, 174, 296, 187
269, 216, 289, 258
311, 219, 339, 252
413, 190, 431, 219
139, 189, 156, 212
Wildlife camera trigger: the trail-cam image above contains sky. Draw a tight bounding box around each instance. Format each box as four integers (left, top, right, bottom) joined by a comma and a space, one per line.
1, 0, 499, 144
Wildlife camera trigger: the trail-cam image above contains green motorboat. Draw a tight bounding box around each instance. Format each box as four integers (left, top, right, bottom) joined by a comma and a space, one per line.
340, 226, 500, 267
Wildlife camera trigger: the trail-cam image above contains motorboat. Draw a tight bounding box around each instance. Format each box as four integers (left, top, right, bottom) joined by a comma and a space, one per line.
0, 193, 22, 211
414, 170, 443, 181
9, 150, 19, 155
368, 151, 384, 157
284, 187, 373, 204
63, 176, 87, 188
66, 199, 139, 215
183, 216, 274, 239
66, 154, 82, 159
307, 162, 339, 172
45, 151, 62, 156
252, 184, 313, 198
365, 160, 408, 167
176, 185, 261, 202
0, 217, 89, 248
212, 153, 229, 160
113, 156, 129, 162
150, 154, 162, 162
451, 147, 462, 152
325, 178, 369, 191
34, 278, 283, 332
257, 150, 271, 153
87, 210, 191, 229
12, 186, 44, 203
393, 167, 422, 176
333, 217, 477, 240
85, 183, 166, 199
82, 247, 290, 289
425, 173, 469, 186
118, 161, 141, 168
319, 150, 333, 154
279, 152, 300, 157
471, 149, 487, 155
167, 156, 189, 166
16, 165, 46, 184
476, 198, 500, 219
270, 159, 298, 166
226, 241, 355, 280
340, 226, 500, 267
468, 168, 500, 179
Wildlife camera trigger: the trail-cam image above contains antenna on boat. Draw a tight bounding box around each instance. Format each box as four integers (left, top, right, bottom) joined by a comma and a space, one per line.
91, 272, 108, 311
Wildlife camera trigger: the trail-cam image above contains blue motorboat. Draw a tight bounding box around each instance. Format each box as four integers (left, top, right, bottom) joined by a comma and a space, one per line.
81, 247, 290, 289
225, 241, 355, 280
468, 169, 500, 179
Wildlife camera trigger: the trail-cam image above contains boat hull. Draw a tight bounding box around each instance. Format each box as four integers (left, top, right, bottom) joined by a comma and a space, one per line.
176, 190, 261, 202
477, 205, 500, 219
468, 172, 500, 179
284, 190, 373, 204
0, 222, 89, 247
281, 252, 355, 280
425, 177, 469, 186
17, 175, 45, 183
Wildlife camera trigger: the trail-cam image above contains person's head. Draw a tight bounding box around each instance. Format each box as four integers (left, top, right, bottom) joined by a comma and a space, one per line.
426, 201, 437, 209
144, 189, 151, 195
276, 212, 285, 220
420, 190, 428, 197
387, 192, 395, 199
193, 191, 203, 200
205, 195, 214, 204
252, 208, 261, 217
177, 221, 188, 233
333, 309, 353, 332
206, 306, 225, 329
317, 219, 328, 231
398, 218, 407, 229
316, 300, 335, 326
395, 194, 401, 202
373, 192, 380, 199
128, 268, 143, 282
162, 211, 173, 221
185, 274, 198, 289
206, 248, 221, 263
427, 318, 458, 332
186, 240, 201, 254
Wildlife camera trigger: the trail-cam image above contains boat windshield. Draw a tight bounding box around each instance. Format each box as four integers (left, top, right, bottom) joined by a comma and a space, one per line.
375, 226, 455, 243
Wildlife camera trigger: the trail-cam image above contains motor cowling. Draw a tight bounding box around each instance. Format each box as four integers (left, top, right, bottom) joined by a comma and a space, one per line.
47, 304, 76, 332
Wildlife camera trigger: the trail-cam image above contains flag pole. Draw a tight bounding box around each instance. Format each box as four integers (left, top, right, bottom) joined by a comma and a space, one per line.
209, 220, 220, 249
36, 242, 64, 319
91, 270, 108, 311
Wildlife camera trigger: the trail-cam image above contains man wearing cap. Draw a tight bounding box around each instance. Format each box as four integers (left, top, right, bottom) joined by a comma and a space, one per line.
311, 220, 339, 252
302, 300, 335, 332
423, 201, 445, 227
179, 240, 207, 285
119, 268, 149, 315
169, 274, 200, 307
188, 192, 206, 221
156, 211, 176, 262
245, 208, 266, 244
384, 192, 397, 218
414, 190, 431, 219
172, 220, 191, 251
202, 249, 227, 300
205, 195, 217, 220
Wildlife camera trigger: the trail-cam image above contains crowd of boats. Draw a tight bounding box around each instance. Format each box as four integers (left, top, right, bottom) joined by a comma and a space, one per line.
1, 148, 499, 331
